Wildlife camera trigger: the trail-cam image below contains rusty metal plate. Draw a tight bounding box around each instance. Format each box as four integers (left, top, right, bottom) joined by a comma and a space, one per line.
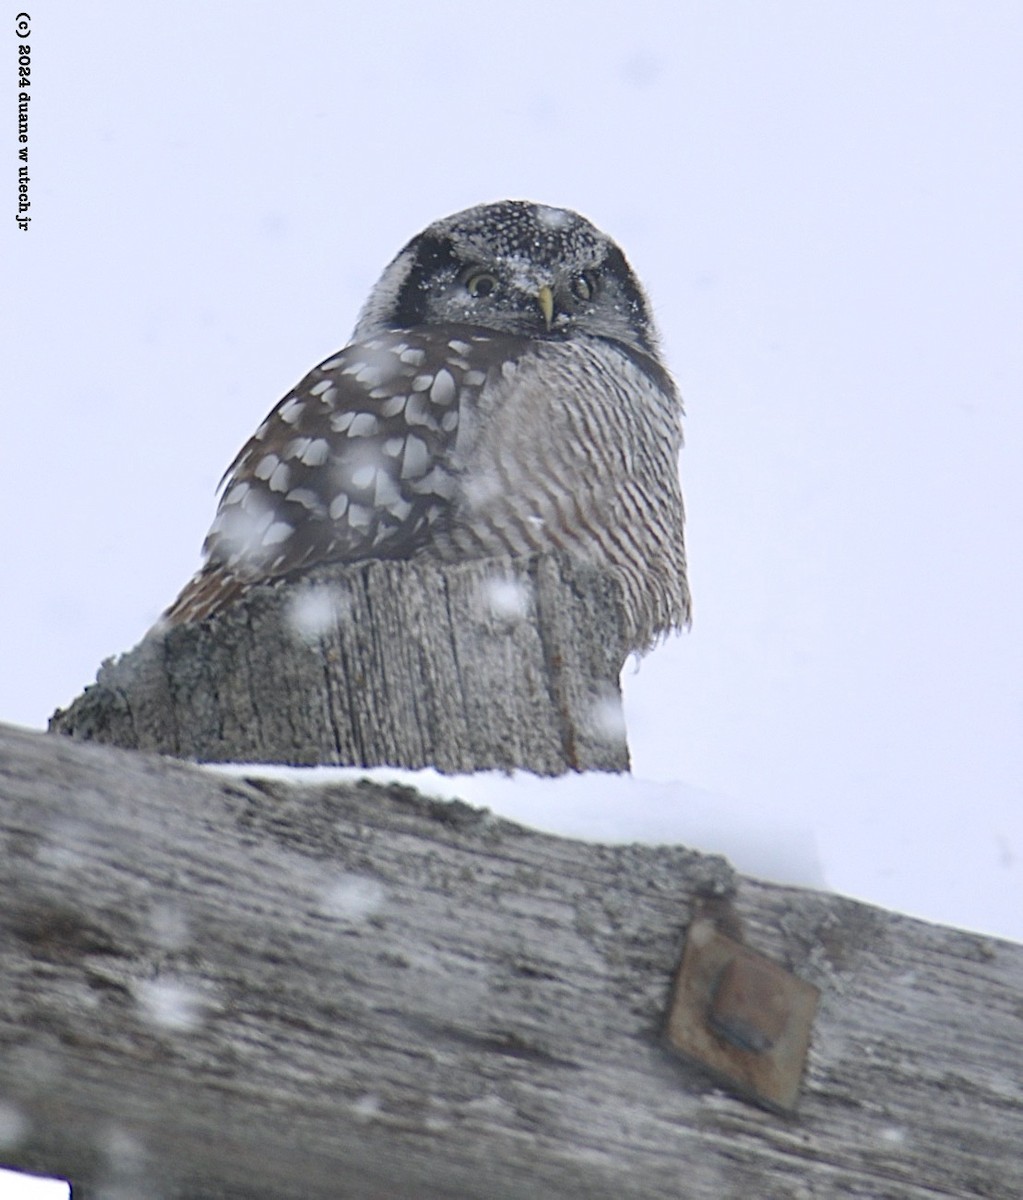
665, 916, 819, 1112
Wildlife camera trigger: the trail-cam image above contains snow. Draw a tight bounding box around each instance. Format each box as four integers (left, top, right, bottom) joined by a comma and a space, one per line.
209, 764, 826, 891
481, 574, 532, 621
132, 977, 206, 1033
285, 585, 349, 641
318, 873, 388, 923
0, 1173, 69, 1200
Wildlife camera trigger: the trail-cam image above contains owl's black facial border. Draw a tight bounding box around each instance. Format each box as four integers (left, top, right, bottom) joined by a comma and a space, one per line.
390, 233, 462, 328
600, 244, 656, 354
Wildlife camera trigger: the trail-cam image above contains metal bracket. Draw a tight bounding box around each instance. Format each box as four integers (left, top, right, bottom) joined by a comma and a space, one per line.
665, 914, 819, 1112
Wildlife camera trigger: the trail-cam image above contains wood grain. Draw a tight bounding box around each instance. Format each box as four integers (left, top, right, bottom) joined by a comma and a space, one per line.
49, 554, 629, 774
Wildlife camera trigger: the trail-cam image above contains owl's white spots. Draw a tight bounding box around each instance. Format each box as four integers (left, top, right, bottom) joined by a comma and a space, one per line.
347, 412, 379, 436
378, 394, 408, 418
430, 368, 456, 404
254, 453, 279, 480
224, 481, 249, 506
268, 462, 291, 492
409, 466, 454, 498
309, 379, 334, 397
382, 436, 404, 457
345, 343, 403, 384
210, 499, 276, 567
404, 394, 436, 428
223, 497, 265, 536
464, 369, 486, 386
355, 362, 389, 386
319, 354, 345, 370
401, 435, 430, 479
411, 373, 433, 392
400, 346, 425, 365
351, 464, 376, 489
329, 493, 349, 520
330, 410, 356, 432
286, 486, 322, 511
300, 437, 329, 466
447, 338, 471, 355
347, 503, 372, 529
240, 487, 264, 513
262, 521, 293, 547
278, 397, 305, 424
373, 472, 402, 507
441, 410, 459, 432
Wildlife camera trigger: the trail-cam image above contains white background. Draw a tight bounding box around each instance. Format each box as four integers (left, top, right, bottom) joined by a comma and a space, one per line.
2, 5, 1021, 1192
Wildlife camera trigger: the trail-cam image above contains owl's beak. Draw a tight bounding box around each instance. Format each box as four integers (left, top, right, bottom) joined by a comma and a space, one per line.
536, 285, 555, 331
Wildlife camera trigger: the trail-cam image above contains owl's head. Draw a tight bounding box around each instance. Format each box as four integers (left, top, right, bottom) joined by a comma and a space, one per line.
353, 200, 662, 357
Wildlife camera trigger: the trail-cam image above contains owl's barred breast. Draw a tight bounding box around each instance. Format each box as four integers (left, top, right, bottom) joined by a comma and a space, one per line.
164, 200, 690, 651
429, 337, 690, 650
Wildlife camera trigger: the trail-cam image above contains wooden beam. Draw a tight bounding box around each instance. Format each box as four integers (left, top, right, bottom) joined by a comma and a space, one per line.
2, 723, 1021, 1198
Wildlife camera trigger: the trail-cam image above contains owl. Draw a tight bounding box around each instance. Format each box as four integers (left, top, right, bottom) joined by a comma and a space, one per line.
164, 201, 690, 650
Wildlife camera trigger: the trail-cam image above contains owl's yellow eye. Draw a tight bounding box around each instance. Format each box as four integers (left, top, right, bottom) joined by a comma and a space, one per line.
571, 271, 598, 301
465, 271, 498, 298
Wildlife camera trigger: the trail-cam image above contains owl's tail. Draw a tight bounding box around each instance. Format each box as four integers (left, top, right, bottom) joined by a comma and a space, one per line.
161, 562, 252, 628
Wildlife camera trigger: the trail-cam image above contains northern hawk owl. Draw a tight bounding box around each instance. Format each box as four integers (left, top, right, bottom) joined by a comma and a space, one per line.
165, 200, 690, 650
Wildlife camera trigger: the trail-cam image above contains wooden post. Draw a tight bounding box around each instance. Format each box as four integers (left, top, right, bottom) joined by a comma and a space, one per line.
2, 723, 1021, 1199
49, 553, 629, 773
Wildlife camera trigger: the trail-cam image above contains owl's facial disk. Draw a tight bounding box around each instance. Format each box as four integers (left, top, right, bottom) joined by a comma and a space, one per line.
355, 200, 659, 356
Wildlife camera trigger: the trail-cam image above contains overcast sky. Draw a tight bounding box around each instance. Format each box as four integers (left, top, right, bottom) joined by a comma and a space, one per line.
4, 1, 1022, 956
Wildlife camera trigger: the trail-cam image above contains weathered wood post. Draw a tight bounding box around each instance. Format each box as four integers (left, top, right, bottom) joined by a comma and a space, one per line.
49, 553, 629, 773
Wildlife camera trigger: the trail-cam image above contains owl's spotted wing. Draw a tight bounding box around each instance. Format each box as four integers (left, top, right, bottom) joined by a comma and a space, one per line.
164, 327, 518, 625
